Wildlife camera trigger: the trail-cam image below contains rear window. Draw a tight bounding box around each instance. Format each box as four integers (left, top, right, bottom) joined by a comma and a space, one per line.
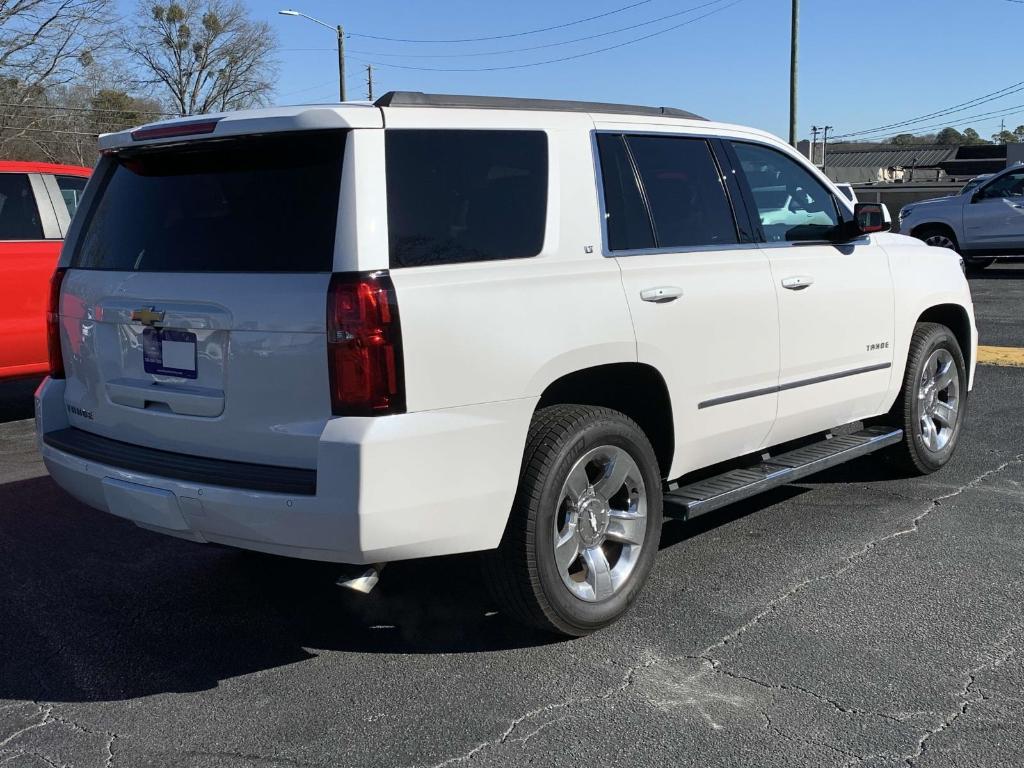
71, 131, 345, 272
385, 130, 548, 268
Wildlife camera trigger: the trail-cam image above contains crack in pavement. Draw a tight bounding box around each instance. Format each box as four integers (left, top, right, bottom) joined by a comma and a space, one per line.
714, 667, 919, 725
695, 453, 1024, 671
418, 654, 658, 768
413, 454, 1024, 768
901, 633, 1018, 767
763, 708, 865, 762
0, 702, 121, 768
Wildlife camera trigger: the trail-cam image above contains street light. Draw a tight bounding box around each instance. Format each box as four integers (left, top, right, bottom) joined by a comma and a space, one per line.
279, 8, 346, 102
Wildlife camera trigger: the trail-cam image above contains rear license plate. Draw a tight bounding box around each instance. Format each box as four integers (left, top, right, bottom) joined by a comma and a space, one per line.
143, 328, 197, 379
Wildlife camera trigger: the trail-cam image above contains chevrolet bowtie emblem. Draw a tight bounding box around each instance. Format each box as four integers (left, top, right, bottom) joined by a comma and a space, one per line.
131, 307, 165, 326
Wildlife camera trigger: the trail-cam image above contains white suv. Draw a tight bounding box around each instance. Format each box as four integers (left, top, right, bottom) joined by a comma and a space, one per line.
899, 162, 1024, 272
37, 92, 977, 636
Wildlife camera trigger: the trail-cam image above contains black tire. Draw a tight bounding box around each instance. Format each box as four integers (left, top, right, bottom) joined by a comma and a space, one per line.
483, 405, 664, 636
886, 323, 968, 475
964, 258, 996, 275
914, 225, 960, 253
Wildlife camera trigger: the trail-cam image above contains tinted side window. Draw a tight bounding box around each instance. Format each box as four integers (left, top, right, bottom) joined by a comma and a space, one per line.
596, 134, 655, 251
386, 130, 548, 268
731, 142, 839, 242
980, 170, 1024, 199
626, 135, 738, 249
56, 174, 89, 219
0, 173, 43, 240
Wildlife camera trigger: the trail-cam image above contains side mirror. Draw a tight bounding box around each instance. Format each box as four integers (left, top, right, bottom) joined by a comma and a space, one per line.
854, 202, 891, 234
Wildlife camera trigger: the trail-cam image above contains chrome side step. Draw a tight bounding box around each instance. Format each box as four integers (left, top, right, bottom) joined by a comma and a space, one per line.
663, 427, 903, 521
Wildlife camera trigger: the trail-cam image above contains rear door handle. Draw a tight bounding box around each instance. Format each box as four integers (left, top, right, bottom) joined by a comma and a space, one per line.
781, 275, 814, 291
640, 286, 684, 303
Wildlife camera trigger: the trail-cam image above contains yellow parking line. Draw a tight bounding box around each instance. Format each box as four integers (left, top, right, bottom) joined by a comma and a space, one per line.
978, 346, 1024, 367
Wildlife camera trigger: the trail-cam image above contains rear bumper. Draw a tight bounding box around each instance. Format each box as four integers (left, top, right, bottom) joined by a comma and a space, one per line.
36, 377, 535, 564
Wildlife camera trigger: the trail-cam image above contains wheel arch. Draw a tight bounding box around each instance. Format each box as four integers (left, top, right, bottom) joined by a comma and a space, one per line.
536, 363, 674, 478
917, 303, 973, 374
910, 221, 958, 244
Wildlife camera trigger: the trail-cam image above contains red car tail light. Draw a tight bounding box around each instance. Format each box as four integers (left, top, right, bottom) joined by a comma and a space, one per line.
327, 271, 406, 417
47, 268, 67, 379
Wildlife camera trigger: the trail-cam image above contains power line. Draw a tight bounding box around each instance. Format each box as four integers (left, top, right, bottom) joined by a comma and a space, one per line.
320, 0, 729, 59
345, 0, 661, 43
348, 0, 745, 73
831, 79, 1024, 139
0, 101, 172, 117
838, 102, 1024, 144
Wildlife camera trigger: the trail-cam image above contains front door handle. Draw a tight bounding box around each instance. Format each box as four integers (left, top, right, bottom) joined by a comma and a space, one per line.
640, 286, 684, 303
781, 275, 814, 291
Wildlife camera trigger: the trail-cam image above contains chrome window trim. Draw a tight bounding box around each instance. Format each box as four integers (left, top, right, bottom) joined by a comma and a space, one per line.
41, 173, 72, 235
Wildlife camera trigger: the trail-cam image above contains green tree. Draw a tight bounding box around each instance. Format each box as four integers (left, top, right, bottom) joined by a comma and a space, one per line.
889, 133, 918, 145
991, 127, 1023, 144
935, 127, 963, 145
961, 128, 991, 146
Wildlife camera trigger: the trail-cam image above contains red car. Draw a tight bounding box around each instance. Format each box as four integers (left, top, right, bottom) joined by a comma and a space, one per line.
0, 161, 91, 380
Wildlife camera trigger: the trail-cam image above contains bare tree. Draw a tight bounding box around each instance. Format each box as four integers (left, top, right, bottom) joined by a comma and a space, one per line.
124, 0, 277, 116
0, 0, 115, 150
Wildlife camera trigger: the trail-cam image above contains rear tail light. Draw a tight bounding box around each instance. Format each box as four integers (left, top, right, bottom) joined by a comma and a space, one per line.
327, 271, 406, 416
131, 119, 221, 141
47, 268, 67, 379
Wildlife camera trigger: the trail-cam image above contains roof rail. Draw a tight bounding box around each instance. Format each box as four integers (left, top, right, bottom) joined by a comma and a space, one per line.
373, 91, 707, 121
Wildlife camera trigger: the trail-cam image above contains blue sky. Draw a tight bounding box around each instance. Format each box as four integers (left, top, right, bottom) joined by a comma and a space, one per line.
211, 0, 1020, 141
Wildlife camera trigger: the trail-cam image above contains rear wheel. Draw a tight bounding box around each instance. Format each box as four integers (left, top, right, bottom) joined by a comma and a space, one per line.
886, 323, 968, 475
483, 405, 663, 636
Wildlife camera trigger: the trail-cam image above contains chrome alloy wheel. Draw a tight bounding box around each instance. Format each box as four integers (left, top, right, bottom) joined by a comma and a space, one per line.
924, 233, 956, 250
553, 445, 648, 602
918, 348, 960, 452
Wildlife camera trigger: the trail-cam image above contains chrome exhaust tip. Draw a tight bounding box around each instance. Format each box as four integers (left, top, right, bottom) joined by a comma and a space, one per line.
336, 563, 386, 594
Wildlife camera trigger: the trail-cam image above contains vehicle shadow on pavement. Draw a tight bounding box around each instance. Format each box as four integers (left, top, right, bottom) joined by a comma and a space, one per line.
968, 263, 1024, 281
0, 475, 814, 705
0, 475, 563, 704
659, 485, 809, 549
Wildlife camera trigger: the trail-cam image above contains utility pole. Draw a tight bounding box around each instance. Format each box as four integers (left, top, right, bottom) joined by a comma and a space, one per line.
811, 125, 820, 166
337, 24, 346, 101
789, 0, 799, 147
366, 65, 374, 101
821, 125, 832, 174
279, 11, 346, 102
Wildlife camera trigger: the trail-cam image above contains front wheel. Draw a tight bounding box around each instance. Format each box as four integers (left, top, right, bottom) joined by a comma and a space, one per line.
886, 323, 968, 475
916, 226, 959, 252
483, 405, 663, 636
964, 258, 996, 275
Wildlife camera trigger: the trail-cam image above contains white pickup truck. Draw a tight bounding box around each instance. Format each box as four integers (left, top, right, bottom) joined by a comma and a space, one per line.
37, 92, 977, 636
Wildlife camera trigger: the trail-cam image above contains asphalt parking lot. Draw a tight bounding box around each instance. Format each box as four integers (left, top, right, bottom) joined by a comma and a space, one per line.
1, 264, 1022, 768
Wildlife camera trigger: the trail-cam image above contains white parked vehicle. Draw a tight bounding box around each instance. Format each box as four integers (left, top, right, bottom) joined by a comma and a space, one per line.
38, 92, 977, 635
899, 162, 1024, 272
834, 182, 859, 204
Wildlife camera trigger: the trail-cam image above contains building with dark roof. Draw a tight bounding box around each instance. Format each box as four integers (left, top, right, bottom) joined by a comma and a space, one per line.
797, 141, 1024, 184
